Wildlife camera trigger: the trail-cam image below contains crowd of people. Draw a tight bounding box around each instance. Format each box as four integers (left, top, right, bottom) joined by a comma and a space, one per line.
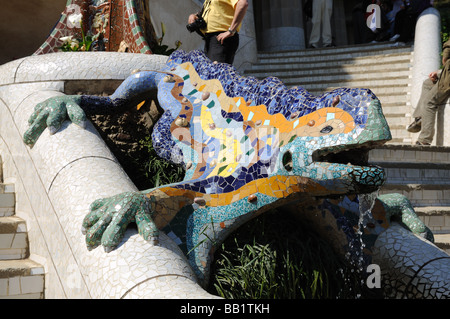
304, 0, 434, 48
185, 0, 435, 60
353, 0, 434, 44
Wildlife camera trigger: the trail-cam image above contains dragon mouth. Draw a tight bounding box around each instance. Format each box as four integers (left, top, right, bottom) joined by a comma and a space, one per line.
313, 144, 371, 166
311, 142, 386, 194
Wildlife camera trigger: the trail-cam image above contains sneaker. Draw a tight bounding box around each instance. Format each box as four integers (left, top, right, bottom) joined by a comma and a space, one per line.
390, 34, 400, 41
407, 117, 421, 133
416, 140, 430, 146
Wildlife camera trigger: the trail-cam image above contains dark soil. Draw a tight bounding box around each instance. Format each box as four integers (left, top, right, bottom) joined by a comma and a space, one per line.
88, 97, 163, 190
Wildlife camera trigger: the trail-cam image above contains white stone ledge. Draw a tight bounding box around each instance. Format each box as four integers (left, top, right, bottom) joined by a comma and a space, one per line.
0, 52, 168, 86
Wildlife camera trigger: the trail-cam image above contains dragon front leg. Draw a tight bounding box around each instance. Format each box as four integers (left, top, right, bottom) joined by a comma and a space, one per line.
81, 191, 159, 252
377, 193, 434, 242
23, 70, 164, 146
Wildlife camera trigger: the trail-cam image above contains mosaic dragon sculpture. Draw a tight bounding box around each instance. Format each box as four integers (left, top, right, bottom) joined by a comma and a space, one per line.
23, 50, 442, 295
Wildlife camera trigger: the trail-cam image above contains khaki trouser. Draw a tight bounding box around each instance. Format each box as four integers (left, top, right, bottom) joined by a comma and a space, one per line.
309, 0, 333, 47
413, 77, 450, 144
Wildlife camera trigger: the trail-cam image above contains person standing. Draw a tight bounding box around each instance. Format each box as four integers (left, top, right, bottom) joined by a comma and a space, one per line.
188, 0, 249, 65
407, 39, 450, 145
309, 0, 334, 48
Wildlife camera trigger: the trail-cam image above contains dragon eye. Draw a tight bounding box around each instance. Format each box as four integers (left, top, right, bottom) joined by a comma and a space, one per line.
320, 125, 334, 134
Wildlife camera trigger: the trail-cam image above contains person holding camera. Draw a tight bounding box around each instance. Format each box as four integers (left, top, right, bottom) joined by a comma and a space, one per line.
187, 0, 249, 65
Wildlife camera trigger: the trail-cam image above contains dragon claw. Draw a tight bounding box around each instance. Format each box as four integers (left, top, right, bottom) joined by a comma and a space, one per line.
82, 192, 157, 253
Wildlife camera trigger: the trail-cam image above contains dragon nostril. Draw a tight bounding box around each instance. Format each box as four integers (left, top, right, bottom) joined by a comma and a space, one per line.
282, 151, 293, 171
320, 125, 334, 134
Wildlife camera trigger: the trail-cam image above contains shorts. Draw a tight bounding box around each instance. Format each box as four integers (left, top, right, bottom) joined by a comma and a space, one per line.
204, 31, 239, 65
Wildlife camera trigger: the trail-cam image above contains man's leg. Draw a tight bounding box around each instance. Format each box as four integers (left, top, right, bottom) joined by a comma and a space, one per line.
407, 78, 434, 133
309, 0, 324, 47
417, 80, 450, 145
322, 0, 333, 46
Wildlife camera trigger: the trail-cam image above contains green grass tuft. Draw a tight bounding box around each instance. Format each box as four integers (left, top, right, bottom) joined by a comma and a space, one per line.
207, 209, 380, 299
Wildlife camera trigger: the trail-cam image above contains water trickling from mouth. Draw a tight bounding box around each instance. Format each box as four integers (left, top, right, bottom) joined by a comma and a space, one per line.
339, 190, 379, 298
357, 190, 379, 240
356, 190, 379, 295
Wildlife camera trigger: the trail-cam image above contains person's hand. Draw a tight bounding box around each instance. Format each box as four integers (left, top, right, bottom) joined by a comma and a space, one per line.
216, 31, 233, 44
188, 14, 197, 24
429, 71, 439, 83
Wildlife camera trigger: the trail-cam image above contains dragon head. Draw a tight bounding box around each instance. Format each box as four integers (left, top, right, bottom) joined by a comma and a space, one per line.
282, 88, 391, 196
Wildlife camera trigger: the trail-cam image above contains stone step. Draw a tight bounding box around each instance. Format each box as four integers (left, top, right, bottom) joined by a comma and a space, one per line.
309, 84, 411, 96
388, 129, 414, 144
370, 144, 450, 206
0, 216, 29, 260
281, 75, 410, 89
250, 52, 413, 72
381, 103, 412, 116
379, 184, 450, 207
0, 192, 15, 217
246, 58, 412, 79
415, 207, 450, 235
384, 115, 411, 127
0, 154, 45, 298
256, 42, 414, 62
434, 234, 450, 254
0, 259, 45, 299
0, 183, 14, 194
373, 161, 450, 185
407, 202, 450, 254
370, 145, 450, 165
246, 70, 411, 88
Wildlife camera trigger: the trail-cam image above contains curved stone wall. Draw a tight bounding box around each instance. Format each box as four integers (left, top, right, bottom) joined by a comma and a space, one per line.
0, 51, 217, 298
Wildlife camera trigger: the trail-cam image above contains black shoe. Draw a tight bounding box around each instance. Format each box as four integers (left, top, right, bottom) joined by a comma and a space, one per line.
407, 117, 421, 133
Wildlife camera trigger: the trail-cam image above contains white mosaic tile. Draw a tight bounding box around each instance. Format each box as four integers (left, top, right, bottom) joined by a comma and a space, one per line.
0, 58, 23, 86
14, 52, 168, 83
373, 223, 450, 298
0, 82, 65, 114
122, 275, 220, 299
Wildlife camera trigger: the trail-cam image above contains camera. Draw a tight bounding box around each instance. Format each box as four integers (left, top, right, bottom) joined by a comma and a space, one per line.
186, 15, 207, 33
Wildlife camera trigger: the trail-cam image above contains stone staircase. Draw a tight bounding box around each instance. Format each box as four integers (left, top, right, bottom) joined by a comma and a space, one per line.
243, 42, 415, 144
369, 145, 450, 253
245, 42, 450, 253
0, 157, 44, 298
